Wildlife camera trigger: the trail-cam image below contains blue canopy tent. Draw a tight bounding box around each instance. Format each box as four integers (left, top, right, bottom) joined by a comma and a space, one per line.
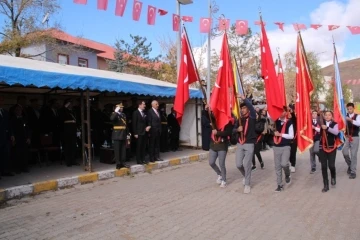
0, 55, 203, 171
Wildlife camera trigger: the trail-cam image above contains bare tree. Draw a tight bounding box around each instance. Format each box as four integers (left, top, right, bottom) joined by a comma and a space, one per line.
0, 0, 61, 57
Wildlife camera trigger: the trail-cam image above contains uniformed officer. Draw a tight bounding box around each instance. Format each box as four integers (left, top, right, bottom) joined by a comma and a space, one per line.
110, 103, 129, 169
159, 103, 169, 152
59, 99, 79, 167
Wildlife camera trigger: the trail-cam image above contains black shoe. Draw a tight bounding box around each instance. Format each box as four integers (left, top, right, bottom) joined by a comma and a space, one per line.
310, 168, 316, 174
116, 164, 123, 169
274, 185, 283, 192
331, 178, 336, 186
251, 166, 257, 171
260, 162, 264, 169
322, 180, 329, 193
285, 175, 291, 184
349, 173, 356, 179
347, 167, 351, 175
155, 158, 163, 162
150, 159, 155, 163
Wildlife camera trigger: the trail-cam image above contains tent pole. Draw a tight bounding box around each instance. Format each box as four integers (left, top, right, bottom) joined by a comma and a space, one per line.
195, 98, 199, 148
80, 91, 86, 170
86, 89, 92, 172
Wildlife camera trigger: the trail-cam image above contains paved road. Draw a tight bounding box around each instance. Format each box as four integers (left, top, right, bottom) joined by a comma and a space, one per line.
1, 149, 360, 240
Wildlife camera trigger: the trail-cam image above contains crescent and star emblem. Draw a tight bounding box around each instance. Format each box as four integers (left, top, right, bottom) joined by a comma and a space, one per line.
135, 2, 140, 12
149, 7, 154, 16
202, 18, 209, 26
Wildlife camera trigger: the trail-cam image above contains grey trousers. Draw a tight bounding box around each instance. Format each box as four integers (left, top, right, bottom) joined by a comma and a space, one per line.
209, 149, 227, 181
235, 143, 254, 186
309, 141, 319, 170
342, 136, 359, 174
273, 146, 291, 186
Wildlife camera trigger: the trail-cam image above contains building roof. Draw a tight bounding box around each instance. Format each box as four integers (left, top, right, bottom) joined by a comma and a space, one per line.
0, 55, 201, 98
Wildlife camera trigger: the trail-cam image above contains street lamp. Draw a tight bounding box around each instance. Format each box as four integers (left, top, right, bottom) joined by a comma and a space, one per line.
176, 0, 193, 79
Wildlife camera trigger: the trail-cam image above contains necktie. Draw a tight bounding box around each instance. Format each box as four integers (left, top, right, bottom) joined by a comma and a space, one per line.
141, 111, 144, 117
154, 109, 159, 117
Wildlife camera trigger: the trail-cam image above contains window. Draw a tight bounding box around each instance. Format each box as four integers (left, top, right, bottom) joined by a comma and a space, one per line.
58, 54, 69, 65
78, 58, 88, 68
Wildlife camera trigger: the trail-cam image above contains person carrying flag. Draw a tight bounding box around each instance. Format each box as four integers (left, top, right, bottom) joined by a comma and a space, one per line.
309, 110, 321, 174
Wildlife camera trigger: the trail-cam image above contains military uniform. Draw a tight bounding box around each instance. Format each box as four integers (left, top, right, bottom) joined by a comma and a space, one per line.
110, 104, 129, 169
59, 105, 78, 167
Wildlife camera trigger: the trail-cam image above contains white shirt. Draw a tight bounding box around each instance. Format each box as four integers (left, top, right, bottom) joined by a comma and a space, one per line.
138, 108, 144, 116
348, 113, 360, 127
278, 118, 294, 139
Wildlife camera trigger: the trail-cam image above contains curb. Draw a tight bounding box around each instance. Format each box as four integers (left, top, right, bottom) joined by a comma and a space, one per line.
0, 147, 235, 202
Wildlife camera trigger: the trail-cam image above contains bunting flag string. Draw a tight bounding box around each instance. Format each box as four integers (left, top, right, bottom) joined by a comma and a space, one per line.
72, 1, 360, 35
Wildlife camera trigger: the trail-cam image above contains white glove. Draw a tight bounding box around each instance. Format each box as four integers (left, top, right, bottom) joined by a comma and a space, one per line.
115, 107, 120, 113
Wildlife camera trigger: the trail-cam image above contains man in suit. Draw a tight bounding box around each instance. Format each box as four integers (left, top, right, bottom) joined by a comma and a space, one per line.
27, 99, 41, 163
0, 96, 13, 178
9, 95, 27, 118
132, 100, 150, 164
110, 103, 129, 169
168, 107, 181, 151
147, 100, 163, 162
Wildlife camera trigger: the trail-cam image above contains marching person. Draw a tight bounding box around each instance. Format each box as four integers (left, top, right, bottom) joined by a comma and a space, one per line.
110, 103, 129, 169
234, 94, 256, 194
252, 111, 265, 171
343, 103, 360, 179
59, 99, 79, 167
208, 115, 233, 188
132, 100, 149, 165
273, 107, 294, 192
309, 110, 320, 174
147, 100, 163, 162
319, 110, 339, 192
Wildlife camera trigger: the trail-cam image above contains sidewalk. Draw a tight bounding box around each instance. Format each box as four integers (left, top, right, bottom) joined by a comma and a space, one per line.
0, 147, 235, 202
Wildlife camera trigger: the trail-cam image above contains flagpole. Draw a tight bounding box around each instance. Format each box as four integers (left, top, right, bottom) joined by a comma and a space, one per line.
233, 55, 246, 96
206, 0, 211, 101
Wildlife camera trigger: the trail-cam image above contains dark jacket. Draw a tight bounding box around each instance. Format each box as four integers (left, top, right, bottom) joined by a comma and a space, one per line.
0, 109, 10, 146
233, 98, 257, 144
147, 108, 162, 135
210, 122, 233, 151
132, 109, 147, 136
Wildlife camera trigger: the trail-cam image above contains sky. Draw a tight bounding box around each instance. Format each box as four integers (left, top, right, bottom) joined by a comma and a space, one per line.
2, 0, 360, 67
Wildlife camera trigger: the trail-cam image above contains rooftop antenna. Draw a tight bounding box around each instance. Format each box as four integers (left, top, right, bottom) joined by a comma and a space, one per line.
42, 13, 50, 28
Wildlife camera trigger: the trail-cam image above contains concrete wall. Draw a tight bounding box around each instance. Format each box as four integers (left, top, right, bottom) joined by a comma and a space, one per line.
97, 57, 108, 70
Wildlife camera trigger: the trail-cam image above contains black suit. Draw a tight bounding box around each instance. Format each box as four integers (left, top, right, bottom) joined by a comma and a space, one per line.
168, 113, 181, 151
147, 108, 162, 161
132, 109, 147, 164
0, 109, 11, 175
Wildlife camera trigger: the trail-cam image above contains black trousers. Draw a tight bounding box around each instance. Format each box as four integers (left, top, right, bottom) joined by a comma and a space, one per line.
113, 140, 126, 165
170, 131, 180, 151
290, 139, 297, 167
12, 143, 29, 172
252, 135, 263, 166
63, 129, 77, 166
319, 149, 337, 181
135, 135, 147, 164
149, 131, 161, 161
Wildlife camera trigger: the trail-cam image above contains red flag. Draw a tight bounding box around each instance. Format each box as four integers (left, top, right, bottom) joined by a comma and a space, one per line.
174, 28, 199, 125
97, 0, 108, 10
235, 20, 248, 35
218, 19, 230, 31
295, 33, 314, 153
277, 56, 287, 106
132, 1, 142, 21
147, 5, 156, 25
210, 33, 234, 130
255, 21, 266, 26
173, 14, 180, 32
200, 17, 211, 33
182, 16, 193, 22
158, 9, 167, 16
328, 25, 340, 31
74, 0, 87, 4
274, 22, 284, 31
293, 23, 307, 31
311, 24, 322, 30
260, 20, 284, 120
115, 0, 127, 17
347, 26, 360, 35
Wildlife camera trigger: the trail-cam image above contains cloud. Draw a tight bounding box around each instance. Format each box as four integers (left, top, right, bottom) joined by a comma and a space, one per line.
195, 0, 360, 68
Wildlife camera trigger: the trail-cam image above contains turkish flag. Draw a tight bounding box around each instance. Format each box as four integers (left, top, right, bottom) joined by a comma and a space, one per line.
132, 1, 142, 21
293, 23, 307, 31
218, 19, 230, 31
260, 20, 284, 120
310, 24, 322, 30
97, 0, 108, 10
274, 22, 284, 31
158, 9, 168, 16
147, 5, 156, 25
277, 56, 287, 106
182, 16, 193, 22
235, 20, 248, 35
210, 33, 234, 131
328, 25, 340, 31
173, 14, 180, 32
347, 26, 360, 34
200, 17, 211, 33
174, 28, 199, 125
295, 33, 314, 153
115, 0, 127, 17
74, 0, 87, 4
